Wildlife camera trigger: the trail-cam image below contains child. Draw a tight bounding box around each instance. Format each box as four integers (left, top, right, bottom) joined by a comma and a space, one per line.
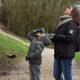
26, 28, 51, 80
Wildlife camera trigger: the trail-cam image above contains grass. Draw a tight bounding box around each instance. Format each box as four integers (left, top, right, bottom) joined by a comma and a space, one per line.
0, 33, 29, 72
0, 34, 29, 57
0, 33, 80, 64
75, 52, 80, 64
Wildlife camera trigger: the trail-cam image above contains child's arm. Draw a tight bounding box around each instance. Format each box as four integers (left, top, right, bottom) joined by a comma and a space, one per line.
27, 30, 36, 41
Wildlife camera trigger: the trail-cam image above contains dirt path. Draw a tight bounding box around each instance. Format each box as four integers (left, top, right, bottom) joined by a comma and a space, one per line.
0, 48, 80, 80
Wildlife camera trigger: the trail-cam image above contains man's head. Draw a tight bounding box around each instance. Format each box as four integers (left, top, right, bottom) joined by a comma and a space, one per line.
72, 3, 80, 25
64, 7, 73, 16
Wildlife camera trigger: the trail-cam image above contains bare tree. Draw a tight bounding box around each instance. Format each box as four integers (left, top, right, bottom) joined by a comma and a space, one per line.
0, 0, 76, 36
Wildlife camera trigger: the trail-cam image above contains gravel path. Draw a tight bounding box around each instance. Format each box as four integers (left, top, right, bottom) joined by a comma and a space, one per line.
0, 48, 80, 80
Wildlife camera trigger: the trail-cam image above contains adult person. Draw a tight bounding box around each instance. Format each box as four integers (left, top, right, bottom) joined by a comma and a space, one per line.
50, 4, 80, 80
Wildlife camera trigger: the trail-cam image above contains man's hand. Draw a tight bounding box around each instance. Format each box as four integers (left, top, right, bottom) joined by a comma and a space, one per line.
25, 56, 29, 61
49, 33, 55, 39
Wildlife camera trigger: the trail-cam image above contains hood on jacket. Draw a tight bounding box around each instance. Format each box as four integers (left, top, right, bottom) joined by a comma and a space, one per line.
39, 35, 51, 46
73, 2, 80, 15
58, 15, 72, 27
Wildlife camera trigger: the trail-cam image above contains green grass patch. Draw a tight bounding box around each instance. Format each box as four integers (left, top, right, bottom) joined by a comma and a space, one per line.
0, 34, 29, 57
75, 52, 80, 64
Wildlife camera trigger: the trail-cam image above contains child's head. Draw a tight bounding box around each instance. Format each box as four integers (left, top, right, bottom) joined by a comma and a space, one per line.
34, 28, 45, 38
35, 32, 46, 39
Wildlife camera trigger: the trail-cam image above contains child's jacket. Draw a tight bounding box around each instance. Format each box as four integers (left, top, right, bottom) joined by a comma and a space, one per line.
26, 31, 51, 65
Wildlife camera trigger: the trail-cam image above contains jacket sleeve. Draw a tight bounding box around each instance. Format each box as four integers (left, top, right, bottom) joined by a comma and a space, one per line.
52, 22, 77, 43
27, 30, 36, 41
26, 42, 44, 59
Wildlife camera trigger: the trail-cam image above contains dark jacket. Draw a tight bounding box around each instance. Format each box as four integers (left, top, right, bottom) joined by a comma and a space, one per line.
51, 15, 78, 58
73, 27, 80, 52
26, 31, 51, 65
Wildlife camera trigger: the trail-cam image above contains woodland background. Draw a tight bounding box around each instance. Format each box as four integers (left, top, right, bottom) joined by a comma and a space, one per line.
0, 0, 76, 36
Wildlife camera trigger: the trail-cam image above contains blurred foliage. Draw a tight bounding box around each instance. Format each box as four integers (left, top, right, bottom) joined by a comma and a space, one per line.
0, 0, 76, 36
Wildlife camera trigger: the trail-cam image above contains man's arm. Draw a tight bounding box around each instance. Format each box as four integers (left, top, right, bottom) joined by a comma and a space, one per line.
51, 22, 77, 43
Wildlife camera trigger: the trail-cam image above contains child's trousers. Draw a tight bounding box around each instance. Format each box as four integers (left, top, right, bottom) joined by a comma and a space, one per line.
29, 63, 41, 80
